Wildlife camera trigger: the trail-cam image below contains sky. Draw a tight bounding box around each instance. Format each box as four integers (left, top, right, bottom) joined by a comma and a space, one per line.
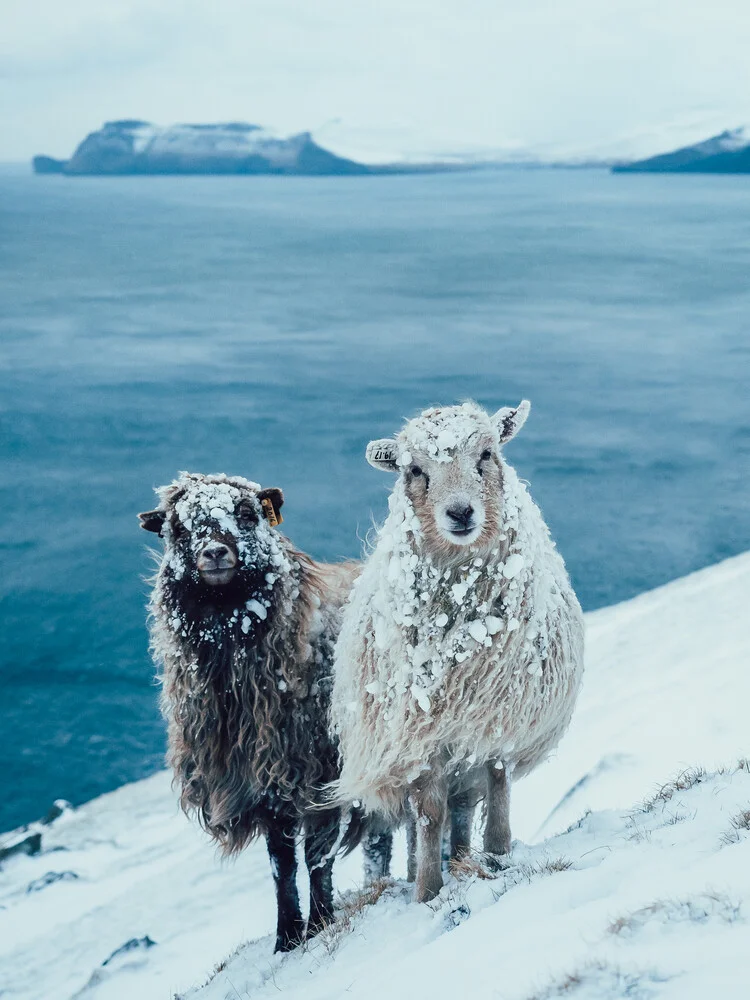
3, 0, 750, 163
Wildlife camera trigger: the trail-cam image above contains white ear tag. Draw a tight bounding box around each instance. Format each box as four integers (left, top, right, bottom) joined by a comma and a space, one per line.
366, 439, 400, 471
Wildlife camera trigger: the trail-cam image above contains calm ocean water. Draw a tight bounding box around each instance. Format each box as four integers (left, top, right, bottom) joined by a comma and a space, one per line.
1, 165, 749, 832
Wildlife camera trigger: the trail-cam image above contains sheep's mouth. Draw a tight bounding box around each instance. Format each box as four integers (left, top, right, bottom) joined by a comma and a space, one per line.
446, 525, 481, 544
199, 567, 237, 586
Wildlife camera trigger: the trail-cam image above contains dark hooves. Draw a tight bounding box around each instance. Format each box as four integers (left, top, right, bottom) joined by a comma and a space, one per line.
483, 851, 512, 873
274, 923, 306, 953
274, 915, 333, 952
274, 935, 303, 954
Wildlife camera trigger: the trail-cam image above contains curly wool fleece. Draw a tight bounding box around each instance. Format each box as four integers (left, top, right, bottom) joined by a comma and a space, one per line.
331, 403, 584, 817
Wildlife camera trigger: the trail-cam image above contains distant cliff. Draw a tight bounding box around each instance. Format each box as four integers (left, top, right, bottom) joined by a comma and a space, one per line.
613, 127, 750, 174
32, 120, 375, 176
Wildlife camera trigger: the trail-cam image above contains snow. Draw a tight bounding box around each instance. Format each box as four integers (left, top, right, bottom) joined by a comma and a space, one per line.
2, 551, 750, 1000
716, 126, 750, 152
129, 123, 307, 168
398, 402, 489, 464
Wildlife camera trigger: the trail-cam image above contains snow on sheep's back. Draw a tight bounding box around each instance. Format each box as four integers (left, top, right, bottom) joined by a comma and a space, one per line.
1, 552, 749, 1000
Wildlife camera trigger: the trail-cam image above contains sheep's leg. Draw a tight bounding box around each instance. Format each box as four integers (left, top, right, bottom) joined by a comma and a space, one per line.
406, 817, 417, 882
304, 811, 339, 938
410, 773, 448, 903
362, 814, 394, 882
484, 762, 511, 859
266, 818, 305, 953
441, 822, 451, 871
449, 791, 475, 865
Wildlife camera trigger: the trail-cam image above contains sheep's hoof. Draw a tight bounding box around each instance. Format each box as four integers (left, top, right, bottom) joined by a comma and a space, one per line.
483, 851, 511, 873
415, 878, 443, 903
274, 925, 305, 953
274, 936, 301, 954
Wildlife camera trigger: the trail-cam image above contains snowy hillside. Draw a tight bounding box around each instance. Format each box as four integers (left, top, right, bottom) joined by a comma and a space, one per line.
2, 552, 749, 1000
613, 126, 750, 173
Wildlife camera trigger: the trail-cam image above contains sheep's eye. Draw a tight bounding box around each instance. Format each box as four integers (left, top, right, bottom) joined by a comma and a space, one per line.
410, 466, 423, 478
171, 518, 186, 539
477, 449, 492, 476
236, 502, 256, 523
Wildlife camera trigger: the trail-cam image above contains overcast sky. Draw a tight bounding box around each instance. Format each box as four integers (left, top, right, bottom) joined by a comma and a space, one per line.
3, 0, 750, 162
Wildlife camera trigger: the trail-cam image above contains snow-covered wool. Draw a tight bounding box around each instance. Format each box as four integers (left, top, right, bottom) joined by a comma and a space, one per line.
140, 472, 362, 950
331, 401, 584, 896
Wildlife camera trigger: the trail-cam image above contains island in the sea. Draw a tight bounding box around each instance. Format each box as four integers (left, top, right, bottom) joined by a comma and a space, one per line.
613, 127, 750, 174
33, 119, 421, 176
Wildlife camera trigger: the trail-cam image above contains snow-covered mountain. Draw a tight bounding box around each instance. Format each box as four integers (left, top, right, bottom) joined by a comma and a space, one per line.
32, 120, 375, 176
2, 552, 749, 1000
613, 126, 750, 173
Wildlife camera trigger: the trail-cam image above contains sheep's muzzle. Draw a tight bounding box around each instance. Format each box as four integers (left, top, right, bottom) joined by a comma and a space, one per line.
196, 542, 238, 586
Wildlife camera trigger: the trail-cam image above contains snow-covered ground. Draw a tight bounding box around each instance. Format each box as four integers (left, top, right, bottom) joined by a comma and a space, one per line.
2, 552, 749, 1000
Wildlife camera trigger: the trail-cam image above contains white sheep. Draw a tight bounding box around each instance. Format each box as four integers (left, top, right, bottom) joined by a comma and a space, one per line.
331, 401, 584, 901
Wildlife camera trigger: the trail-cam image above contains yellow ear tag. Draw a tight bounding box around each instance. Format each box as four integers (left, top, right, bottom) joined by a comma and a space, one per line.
261, 497, 282, 528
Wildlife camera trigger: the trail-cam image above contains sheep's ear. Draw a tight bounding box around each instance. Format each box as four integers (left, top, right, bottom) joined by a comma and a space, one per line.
138, 509, 166, 534
366, 438, 399, 472
258, 487, 284, 527
493, 400, 531, 445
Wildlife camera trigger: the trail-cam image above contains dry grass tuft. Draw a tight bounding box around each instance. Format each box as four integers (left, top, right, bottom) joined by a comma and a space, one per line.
642, 767, 707, 813
433, 851, 575, 916
200, 941, 251, 987
720, 807, 750, 846
624, 815, 652, 843
447, 850, 573, 892
448, 852, 499, 880
314, 877, 396, 957
563, 810, 591, 834
661, 809, 692, 827
540, 856, 574, 873
607, 891, 742, 936
485, 855, 575, 903
198, 879, 397, 987
526, 961, 664, 999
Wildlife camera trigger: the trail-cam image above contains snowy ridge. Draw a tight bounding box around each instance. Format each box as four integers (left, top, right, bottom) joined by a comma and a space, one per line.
613, 125, 750, 173
715, 125, 750, 152
32, 120, 375, 176
2, 552, 750, 1000
129, 123, 306, 167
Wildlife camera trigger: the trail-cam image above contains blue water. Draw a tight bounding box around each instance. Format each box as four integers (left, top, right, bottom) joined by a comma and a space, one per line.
1, 166, 749, 833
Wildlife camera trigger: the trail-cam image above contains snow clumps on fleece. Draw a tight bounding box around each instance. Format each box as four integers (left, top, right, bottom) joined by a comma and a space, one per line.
332, 402, 585, 815
154, 473, 293, 643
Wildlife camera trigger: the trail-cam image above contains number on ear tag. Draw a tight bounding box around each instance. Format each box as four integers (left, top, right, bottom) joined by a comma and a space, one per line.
261, 496, 282, 527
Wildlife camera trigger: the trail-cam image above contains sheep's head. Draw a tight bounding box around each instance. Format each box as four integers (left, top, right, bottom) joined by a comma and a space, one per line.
367, 401, 530, 557
138, 473, 285, 610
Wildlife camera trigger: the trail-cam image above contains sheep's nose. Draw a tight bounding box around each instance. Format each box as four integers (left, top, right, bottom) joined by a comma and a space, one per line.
446, 504, 474, 527
200, 543, 232, 565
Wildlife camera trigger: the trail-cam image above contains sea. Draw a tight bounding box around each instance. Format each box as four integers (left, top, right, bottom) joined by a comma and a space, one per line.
1, 165, 749, 832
